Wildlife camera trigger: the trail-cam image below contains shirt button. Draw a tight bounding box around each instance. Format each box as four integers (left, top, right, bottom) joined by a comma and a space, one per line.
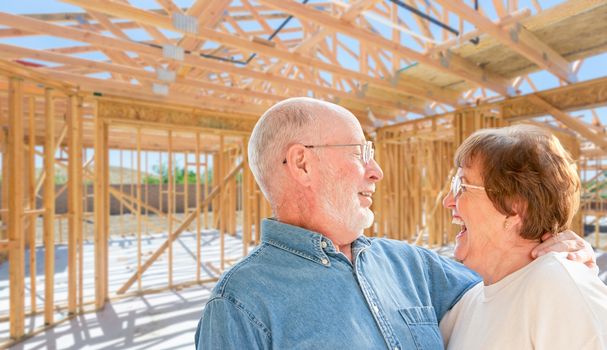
321, 258, 329, 265
372, 305, 379, 313
321, 241, 327, 249
393, 347, 399, 350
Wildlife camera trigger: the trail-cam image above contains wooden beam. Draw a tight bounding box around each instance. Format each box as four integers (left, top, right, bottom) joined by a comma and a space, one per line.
257, 0, 511, 96
66, 94, 82, 314
55, 0, 459, 104
219, 135, 225, 270
8, 77, 25, 339
43, 88, 55, 324
501, 76, 607, 119
116, 160, 243, 294
40, 70, 268, 117
173, 0, 232, 76
195, 133, 202, 281
167, 130, 173, 288
0, 13, 415, 113
435, 0, 573, 83
136, 128, 142, 291
259, 0, 441, 109
426, 8, 531, 55
26, 96, 37, 315
0, 59, 73, 93
0, 128, 8, 242
0, 43, 286, 103
4, 46, 288, 106
527, 94, 607, 152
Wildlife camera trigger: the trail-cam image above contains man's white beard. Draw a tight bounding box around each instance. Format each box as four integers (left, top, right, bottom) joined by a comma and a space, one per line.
319, 169, 374, 235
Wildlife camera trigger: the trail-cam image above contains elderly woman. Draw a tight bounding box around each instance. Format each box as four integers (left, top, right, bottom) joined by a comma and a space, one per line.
440, 124, 607, 349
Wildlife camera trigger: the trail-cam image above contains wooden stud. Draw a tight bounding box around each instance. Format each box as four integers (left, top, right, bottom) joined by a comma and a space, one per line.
8, 77, 25, 339
94, 100, 108, 309
195, 133, 201, 282
119, 149, 124, 236
203, 153, 209, 230
27, 96, 37, 314
136, 127, 142, 291
167, 130, 173, 288
158, 151, 163, 216
219, 135, 225, 270
184, 150, 189, 219
67, 94, 82, 315
78, 100, 85, 314
242, 137, 250, 256
212, 153, 219, 230
1, 126, 8, 242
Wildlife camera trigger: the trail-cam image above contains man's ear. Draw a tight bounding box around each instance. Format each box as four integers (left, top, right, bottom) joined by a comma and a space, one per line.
285, 144, 313, 186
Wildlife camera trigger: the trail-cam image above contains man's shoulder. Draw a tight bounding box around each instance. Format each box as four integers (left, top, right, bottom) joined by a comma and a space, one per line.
368, 237, 438, 261
211, 243, 273, 297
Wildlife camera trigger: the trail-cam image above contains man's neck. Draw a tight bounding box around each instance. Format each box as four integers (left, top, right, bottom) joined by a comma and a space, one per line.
336, 243, 353, 261
275, 214, 356, 262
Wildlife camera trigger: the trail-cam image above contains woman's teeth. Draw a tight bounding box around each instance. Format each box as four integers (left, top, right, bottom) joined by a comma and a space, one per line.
452, 217, 464, 225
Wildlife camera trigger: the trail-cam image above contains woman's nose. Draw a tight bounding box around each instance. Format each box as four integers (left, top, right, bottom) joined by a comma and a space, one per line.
443, 191, 455, 209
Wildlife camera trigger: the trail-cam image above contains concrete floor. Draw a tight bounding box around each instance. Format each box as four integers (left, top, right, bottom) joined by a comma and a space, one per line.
1, 228, 244, 349
9, 286, 212, 350
2, 231, 606, 349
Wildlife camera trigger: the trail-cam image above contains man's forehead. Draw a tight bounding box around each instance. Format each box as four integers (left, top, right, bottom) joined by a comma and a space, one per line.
316, 110, 364, 140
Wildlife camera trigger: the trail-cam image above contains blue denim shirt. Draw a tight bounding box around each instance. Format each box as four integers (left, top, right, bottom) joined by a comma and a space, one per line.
195, 219, 479, 349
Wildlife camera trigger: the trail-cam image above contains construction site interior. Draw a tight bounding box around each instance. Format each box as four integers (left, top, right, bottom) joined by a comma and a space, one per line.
0, 0, 606, 348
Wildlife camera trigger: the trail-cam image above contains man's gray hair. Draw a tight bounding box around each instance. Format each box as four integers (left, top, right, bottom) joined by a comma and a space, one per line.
248, 97, 335, 203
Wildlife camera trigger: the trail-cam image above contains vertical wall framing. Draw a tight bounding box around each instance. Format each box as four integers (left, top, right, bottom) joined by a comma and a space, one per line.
67, 95, 82, 315
0, 87, 269, 341
94, 100, 109, 309
26, 97, 36, 315
101, 119, 267, 297
8, 77, 25, 339
43, 88, 56, 324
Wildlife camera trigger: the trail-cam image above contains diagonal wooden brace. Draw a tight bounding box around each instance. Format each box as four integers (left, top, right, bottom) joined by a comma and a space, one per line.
116, 160, 243, 294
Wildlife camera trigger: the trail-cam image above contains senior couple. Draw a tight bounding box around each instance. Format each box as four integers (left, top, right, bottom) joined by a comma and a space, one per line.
196, 97, 607, 349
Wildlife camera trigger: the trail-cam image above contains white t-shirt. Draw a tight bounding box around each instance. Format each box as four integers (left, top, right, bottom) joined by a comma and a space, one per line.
440, 252, 607, 350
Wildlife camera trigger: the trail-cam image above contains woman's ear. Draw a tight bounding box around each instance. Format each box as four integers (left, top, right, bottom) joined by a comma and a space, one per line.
508, 199, 526, 229
285, 144, 313, 186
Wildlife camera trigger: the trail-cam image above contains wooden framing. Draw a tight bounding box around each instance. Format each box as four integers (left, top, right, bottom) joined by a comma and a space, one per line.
167, 130, 173, 288
43, 88, 55, 324
0, 0, 604, 127
67, 94, 82, 314
435, 0, 572, 83
26, 96, 36, 315
8, 77, 25, 339
94, 101, 109, 309
116, 159, 244, 295
0, 1, 606, 344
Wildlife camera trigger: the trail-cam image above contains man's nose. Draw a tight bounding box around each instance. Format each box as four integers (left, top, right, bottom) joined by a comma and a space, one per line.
367, 158, 383, 182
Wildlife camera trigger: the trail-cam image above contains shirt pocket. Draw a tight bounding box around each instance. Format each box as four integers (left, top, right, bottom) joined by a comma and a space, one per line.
399, 306, 443, 350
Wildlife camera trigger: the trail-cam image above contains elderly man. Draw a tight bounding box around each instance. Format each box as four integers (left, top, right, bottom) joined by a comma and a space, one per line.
195, 97, 593, 349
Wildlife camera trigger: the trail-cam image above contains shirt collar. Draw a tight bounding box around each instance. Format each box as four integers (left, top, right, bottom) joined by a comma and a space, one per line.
260, 218, 371, 266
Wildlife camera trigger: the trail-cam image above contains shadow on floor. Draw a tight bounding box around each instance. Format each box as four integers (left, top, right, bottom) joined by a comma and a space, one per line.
10, 285, 214, 350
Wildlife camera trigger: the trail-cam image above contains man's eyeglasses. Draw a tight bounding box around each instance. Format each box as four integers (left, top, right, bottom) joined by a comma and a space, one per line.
282, 141, 375, 165
450, 171, 485, 198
